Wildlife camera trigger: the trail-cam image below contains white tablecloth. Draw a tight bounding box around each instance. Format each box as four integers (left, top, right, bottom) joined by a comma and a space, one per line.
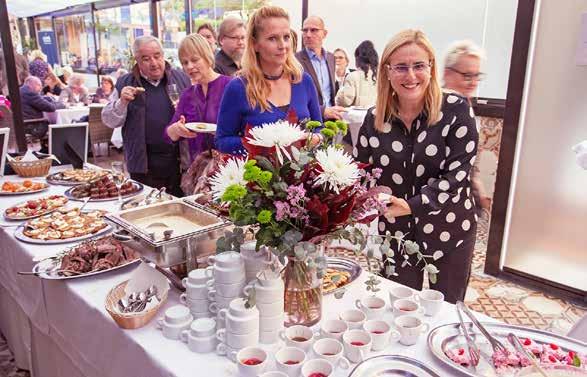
0, 168, 500, 377
50, 107, 90, 125
342, 108, 368, 147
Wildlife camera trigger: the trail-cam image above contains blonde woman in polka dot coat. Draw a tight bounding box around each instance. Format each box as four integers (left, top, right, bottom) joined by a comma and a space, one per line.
354, 29, 479, 303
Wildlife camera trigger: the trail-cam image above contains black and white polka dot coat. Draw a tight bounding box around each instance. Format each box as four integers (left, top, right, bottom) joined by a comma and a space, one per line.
354, 93, 479, 260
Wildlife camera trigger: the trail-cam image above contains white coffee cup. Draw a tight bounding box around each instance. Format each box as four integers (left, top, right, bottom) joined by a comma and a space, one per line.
255, 299, 285, 317
209, 293, 235, 309
362, 319, 400, 351
392, 298, 425, 318
317, 319, 348, 341
208, 251, 243, 268
217, 298, 260, 335
258, 312, 285, 332
312, 338, 351, 369
216, 328, 259, 349
355, 295, 386, 319
388, 286, 414, 305
243, 282, 284, 303
275, 346, 306, 377
394, 315, 430, 346
236, 347, 267, 377
180, 294, 209, 312
208, 279, 246, 298
205, 264, 245, 284
182, 269, 210, 299
191, 310, 212, 319
156, 305, 193, 340
301, 358, 334, 377
339, 309, 367, 329
417, 289, 444, 316
342, 329, 372, 363
279, 325, 315, 351
180, 331, 217, 353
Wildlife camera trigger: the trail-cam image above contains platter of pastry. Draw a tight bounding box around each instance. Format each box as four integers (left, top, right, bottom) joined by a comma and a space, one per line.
46, 169, 109, 186
64, 175, 142, 201
323, 257, 362, 295
14, 208, 110, 244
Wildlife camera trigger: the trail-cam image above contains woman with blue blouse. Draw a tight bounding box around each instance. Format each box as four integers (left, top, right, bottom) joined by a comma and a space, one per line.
355, 30, 479, 303
215, 6, 322, 155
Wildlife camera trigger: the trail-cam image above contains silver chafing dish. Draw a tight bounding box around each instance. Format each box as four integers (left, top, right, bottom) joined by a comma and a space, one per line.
106, 197, 232, 275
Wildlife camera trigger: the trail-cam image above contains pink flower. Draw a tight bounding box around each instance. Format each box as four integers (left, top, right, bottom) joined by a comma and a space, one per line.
287, 184, 306, 204
274, 201, 291, 221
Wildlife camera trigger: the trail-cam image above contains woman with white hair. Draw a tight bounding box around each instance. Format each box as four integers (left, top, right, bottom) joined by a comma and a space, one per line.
442, 40, 491, 212
59, 73, 90, 105
443, 40, 485, 99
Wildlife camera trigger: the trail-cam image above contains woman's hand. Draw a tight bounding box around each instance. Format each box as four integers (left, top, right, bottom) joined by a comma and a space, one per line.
167, 115, 197, 141
385, 196, 412, 218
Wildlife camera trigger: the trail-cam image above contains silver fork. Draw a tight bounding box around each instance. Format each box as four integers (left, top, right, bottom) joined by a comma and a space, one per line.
455, 303, 481, 366
457, 301, 509, 355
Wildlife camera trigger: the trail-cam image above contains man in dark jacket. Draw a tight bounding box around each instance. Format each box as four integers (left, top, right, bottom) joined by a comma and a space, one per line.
295, 16, 345, 121
214, 17, 245, 76
20, 76, 57, 143
102, 35, 190, 196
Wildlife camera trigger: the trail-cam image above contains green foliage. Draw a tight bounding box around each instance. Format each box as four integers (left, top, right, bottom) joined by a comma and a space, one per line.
256, 210, 272, 224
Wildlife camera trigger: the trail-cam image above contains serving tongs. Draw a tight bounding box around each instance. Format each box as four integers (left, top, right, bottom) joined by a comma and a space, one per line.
507, 333, 551, 377
455, 303, 481, 367
457, 301, 509, 355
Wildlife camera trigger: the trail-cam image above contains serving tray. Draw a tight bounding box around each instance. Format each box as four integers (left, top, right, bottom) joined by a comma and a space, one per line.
324, 257, 362, 295
14, 223, 111, 245
64, 181, 143, 202
349, 355, 441, 377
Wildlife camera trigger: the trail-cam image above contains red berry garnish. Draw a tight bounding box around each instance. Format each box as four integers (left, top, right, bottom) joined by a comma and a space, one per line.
523, 338, 531, 346
550, 343, 559, 350
549, 355, 557, 363
458, 348, 465, 355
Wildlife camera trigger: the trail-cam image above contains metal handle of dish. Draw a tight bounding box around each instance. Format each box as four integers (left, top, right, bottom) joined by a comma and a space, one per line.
457, 301, 509, 354
139, 257, 185, 292
455, 303, 480, 367
507, 333, 551, 377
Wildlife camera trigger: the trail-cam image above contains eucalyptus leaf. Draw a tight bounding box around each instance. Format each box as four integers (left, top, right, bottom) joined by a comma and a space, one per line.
334, 290, 346, 299
432, 250, 444, 261
429, 272, 437, 285
425, 264, 439, 274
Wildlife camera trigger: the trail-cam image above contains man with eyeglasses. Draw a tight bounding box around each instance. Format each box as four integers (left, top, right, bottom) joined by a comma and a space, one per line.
443, 40, 491, 213
295, 16, 345, 120
215, 17, 246, 76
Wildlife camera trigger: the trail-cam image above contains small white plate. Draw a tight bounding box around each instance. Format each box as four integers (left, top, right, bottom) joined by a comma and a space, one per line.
185, 122, 217, 134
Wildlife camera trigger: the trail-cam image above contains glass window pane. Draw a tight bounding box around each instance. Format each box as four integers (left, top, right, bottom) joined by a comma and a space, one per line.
191, 0, 268, 32
158, 0, 186, 68
53, 13, 97, 81
95, 3, 151, 74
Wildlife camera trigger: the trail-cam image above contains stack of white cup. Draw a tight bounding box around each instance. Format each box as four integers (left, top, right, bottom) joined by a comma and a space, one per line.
206, 252, 246, 322
215, 298, 260, 357
180, 269, 212, 318
240, 242, 275, 284
243, 270, 284, 344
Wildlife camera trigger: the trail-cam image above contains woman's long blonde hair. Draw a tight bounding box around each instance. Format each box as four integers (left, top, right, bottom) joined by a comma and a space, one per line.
374, 29, 442, 132
240, 6, 303, 111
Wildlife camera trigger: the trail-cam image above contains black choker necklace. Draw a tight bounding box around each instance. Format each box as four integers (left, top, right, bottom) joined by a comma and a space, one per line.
263, 71, 283, 81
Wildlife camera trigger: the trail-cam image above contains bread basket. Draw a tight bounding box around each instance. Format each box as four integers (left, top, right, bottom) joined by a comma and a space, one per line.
8, 157, 52, 177
105, 280, 168, 329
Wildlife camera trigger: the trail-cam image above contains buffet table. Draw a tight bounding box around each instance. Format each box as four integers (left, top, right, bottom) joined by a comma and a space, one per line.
0, 168, 501, 377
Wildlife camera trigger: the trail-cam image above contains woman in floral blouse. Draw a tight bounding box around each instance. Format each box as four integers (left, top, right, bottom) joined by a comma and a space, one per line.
355, 29, 479, 303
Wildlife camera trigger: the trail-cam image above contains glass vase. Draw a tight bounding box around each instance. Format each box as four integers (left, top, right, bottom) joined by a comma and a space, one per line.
283, 249, 323, 327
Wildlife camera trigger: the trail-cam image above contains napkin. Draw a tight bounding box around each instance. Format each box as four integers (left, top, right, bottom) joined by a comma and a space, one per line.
125, 261, 170, 300
572, 140, 587, 170
19, 150, 38, 162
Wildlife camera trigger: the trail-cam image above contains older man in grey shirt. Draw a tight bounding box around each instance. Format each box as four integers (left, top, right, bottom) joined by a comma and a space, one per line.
102, 35, 190, 196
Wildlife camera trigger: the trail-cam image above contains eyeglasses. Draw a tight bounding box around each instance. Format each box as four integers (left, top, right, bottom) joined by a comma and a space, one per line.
447, 67, 485, 82
301, 27, 323, 34
224, 35, 246, 42
386, 62, 431, 75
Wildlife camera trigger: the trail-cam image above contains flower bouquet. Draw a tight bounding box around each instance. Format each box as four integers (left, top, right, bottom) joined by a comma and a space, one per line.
211, 116, 439, 326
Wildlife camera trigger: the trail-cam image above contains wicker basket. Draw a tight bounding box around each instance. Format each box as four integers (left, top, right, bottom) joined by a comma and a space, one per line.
8, 157, 52, 177
105, 280, 168, 329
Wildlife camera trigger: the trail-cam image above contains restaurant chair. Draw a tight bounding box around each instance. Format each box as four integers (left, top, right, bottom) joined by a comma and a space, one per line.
88, 105, 113, 160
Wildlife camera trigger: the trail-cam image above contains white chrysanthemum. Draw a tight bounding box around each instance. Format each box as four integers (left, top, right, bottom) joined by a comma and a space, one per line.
314, 146, 361, 193
246, 120, 306, 164
209, 158, 247, 201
